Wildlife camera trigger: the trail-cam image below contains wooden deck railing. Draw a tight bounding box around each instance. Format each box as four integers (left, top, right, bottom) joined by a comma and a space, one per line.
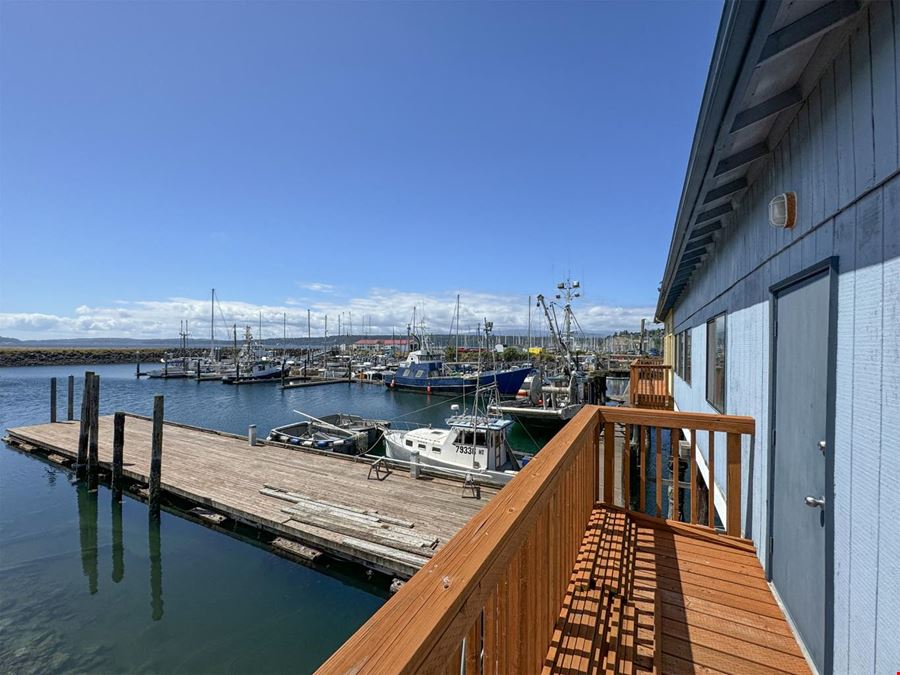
628, 360, 673, 410
317, 405, 755, 674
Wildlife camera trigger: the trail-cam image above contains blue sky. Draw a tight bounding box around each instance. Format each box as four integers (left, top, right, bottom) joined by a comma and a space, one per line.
0, 0, 721, 339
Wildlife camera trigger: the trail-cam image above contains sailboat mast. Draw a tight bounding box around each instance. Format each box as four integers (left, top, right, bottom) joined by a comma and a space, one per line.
455, 294, 460, 362
210, 288, 216, 358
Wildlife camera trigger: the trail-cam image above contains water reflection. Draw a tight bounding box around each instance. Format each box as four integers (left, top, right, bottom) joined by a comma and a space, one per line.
149, 515, 163, 621
112, 497, 124, 583
76, 483, 98, 595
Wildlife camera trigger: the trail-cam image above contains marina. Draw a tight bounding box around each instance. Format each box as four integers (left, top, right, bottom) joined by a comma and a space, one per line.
5, 410, 497, 579
4, 0, 899, 671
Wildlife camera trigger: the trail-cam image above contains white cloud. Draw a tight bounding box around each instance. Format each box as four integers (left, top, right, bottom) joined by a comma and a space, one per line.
0, 289, 655, 340
297, 282, 336, 293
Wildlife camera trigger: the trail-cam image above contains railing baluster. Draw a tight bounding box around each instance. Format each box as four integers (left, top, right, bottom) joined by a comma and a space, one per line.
655, 427, 663, 518
689, 430, 697, 525
603, 422, 614, 504
671, 427, 680, 522
708, 431, 716, 529
639, 425, 646, 514
623, 424, 631, 510
726, 432, 742, 537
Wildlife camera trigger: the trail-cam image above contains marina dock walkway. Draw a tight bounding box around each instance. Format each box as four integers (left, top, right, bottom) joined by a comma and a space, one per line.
5, 415, 497, 578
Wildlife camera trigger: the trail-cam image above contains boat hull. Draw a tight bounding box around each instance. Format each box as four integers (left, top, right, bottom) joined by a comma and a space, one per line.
383, 433, 515, 485
386, 366, 532, 396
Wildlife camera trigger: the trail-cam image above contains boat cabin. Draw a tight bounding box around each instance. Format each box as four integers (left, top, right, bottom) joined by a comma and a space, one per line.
399, 416, 512, 472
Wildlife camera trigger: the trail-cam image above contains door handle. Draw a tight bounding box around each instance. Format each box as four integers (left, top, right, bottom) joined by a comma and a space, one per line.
804, 495, 825, 508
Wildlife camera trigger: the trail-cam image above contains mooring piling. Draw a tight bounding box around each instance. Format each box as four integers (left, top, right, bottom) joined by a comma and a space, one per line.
149, 395, 164, 518
149, 514, 164, 620
87, 374, 100, 483
50, 377, 57, 423
67, 375, 75, 421
76, 372, 94, 478
112, 412, 125, 498
112, 497, 124, 583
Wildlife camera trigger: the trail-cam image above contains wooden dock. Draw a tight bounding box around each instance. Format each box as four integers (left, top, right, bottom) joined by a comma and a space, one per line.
280, 377, 349, 389
5, 415, 497, 578
546, 504, 810, 674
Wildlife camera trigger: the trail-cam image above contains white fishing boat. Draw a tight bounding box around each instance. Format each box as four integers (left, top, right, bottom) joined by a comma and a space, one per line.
383, 412, 520, 484
384, 321, 526, 485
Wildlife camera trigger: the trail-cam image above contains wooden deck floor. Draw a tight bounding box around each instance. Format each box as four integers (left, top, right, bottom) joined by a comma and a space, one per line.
545, 504, 809, 674
5, 415, 496, 578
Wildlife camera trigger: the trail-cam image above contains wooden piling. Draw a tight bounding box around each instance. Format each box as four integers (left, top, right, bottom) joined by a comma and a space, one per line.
112, 497, 124, 583
50, 377, 57, 423
149, 395, 164, 517
87, 375, 100, 480
76, 372, 94, 478
67, 375, 75, 421
112, 412, 125, 497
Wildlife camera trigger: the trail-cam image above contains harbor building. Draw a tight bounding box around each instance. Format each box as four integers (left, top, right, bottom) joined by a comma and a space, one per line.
656, 0, 899, 672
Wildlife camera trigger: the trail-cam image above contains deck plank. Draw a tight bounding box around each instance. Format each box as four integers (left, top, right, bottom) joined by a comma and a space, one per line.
545, 504, 810, 674
5, 417, 496, 578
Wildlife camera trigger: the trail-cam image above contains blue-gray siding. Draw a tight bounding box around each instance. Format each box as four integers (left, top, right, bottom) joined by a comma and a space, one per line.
670, 4, 899, 672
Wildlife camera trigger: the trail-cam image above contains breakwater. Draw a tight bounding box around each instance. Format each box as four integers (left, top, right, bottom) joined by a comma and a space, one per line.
0, 348, 174, 367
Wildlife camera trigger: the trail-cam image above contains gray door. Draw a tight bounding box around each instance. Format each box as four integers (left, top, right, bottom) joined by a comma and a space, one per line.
771, 269, 830, 673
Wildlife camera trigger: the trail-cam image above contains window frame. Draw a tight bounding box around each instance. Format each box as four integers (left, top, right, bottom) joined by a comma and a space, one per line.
684, 330, 692, 385
706, 313, 726, 413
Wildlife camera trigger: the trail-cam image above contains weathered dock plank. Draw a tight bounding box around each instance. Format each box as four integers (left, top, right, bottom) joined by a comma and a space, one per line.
5, 416, 497, 578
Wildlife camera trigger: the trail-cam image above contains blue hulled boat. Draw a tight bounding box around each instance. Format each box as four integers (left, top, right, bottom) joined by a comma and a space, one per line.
384, 349, 532, 396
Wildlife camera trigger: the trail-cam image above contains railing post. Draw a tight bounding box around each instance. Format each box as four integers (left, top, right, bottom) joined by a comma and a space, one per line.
726, 432, 742, 537
592, 411, 600, 502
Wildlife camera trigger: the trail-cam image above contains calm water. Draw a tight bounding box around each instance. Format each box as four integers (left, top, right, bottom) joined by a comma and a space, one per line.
0, 364, 550, 673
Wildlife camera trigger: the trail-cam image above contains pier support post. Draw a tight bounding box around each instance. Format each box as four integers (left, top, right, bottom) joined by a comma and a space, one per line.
67, 375, 75, 421
50, 377, 57, 423
248, 424, 257, 447
112, 496, 124, 583
112, 412, 125, 498
76, 372, 94, 479
87, 375, 100, 484
149, 395, 164, 519
410, 450, 421, 480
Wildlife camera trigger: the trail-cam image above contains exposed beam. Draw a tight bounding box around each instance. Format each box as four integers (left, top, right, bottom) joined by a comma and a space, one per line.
731, 87, 803, 132
681, 249, 707, 263
696, 203, 733, 223
674, 265, 698, 279
685, 236, 713, 252
714, 143, 768, 176
703, 178, 747, 204
689, 221, 724, 239
758, 0, 860, 64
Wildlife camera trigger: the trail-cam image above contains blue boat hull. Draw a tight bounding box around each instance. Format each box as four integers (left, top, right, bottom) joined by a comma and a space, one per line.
386, 366, 533, 396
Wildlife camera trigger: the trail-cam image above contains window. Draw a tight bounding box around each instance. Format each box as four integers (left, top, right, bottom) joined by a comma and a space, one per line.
706, 314, 726, 412
675, 332, 682, 378
674, 330, 691, 385
405, 439, 413, 447
685, 331, 692, 384
417, 443, 426, 450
